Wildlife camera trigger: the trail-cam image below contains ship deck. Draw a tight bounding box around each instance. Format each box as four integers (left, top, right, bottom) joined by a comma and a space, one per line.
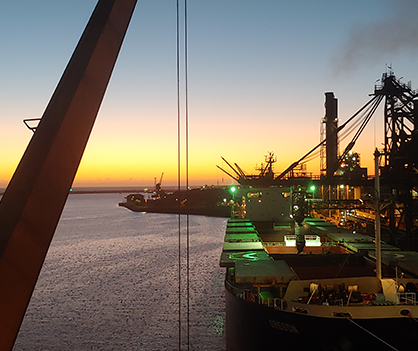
220, 217, 418, 279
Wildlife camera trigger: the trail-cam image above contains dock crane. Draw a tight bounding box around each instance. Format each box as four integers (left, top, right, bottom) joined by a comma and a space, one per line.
155, 172, 164, 192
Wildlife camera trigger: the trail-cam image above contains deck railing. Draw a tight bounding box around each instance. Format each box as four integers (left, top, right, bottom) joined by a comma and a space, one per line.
397, 292, 416, 305
225, 279, 287, 310
225, 279, 417, 311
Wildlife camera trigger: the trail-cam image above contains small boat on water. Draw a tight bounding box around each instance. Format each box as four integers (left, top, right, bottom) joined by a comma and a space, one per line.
220, 185, 418, 350
119, 186, 232, 217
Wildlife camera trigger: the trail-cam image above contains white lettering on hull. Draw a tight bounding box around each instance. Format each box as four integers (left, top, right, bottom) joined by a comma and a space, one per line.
269, 319, 299, 334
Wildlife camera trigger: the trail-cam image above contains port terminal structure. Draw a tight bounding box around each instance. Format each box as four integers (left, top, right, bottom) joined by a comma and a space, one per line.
218, 70, 418, 251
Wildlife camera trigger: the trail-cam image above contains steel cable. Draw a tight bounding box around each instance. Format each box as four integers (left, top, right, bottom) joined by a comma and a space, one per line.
176, 1, 182, 349
177, 1, 190, 349
184, 0, 190, 348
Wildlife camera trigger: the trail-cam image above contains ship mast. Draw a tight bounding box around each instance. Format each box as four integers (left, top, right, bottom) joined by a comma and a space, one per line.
374, 149, 382, 280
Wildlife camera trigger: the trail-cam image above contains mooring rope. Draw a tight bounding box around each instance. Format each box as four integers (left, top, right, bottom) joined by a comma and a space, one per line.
348, 318, 399, 351
408, 311, 418, 323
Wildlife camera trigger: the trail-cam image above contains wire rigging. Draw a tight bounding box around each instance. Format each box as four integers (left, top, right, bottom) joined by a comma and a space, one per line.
176, 1, 182, 349
301, 95, 384, 171
276, 95, 381, 179
177, 0, 190, 349
338, 96, 381, 143
184, 0, 190, 348
337, 95, 384, 166
303, 100, 379, 166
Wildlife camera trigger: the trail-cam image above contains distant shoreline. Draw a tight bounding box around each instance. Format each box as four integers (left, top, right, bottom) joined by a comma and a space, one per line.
0, 188, 146, 196
69, 189, 141, 194
0, 185, 223, 196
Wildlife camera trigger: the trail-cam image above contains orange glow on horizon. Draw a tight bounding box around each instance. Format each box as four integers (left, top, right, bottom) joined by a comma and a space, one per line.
0, 129, 379, 190
0, 96, 381, 190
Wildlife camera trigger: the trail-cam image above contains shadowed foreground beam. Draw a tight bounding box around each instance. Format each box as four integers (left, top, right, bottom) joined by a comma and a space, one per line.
0, 0, 137, 348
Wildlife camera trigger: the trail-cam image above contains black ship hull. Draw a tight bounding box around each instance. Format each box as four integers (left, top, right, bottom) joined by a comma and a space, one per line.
119, 201, 230, 217
226, 286, 418, 351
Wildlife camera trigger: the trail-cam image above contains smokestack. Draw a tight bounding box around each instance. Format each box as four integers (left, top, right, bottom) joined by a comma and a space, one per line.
325, 92, 338, 177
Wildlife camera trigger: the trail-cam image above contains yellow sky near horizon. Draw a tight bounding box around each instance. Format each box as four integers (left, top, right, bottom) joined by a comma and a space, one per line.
0, 104, 380, 189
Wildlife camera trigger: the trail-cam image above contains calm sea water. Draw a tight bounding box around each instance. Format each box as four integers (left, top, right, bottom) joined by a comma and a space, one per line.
13, 193, 227, 350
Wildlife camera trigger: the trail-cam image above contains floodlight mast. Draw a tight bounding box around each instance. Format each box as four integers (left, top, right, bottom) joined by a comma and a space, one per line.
0, 1, 137, 349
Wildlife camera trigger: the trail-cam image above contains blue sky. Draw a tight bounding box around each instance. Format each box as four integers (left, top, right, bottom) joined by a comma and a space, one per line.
1, 0, 418, 187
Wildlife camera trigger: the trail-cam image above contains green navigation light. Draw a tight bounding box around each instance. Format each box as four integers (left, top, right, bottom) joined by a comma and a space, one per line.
230, 186, 237, 193
309, 185, 316, 192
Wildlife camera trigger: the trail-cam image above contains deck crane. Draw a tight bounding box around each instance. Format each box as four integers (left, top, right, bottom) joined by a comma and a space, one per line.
0, 1, 137, 349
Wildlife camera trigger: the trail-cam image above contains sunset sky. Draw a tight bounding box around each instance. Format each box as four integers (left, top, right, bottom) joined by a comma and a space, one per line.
1, 0, 418, 188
